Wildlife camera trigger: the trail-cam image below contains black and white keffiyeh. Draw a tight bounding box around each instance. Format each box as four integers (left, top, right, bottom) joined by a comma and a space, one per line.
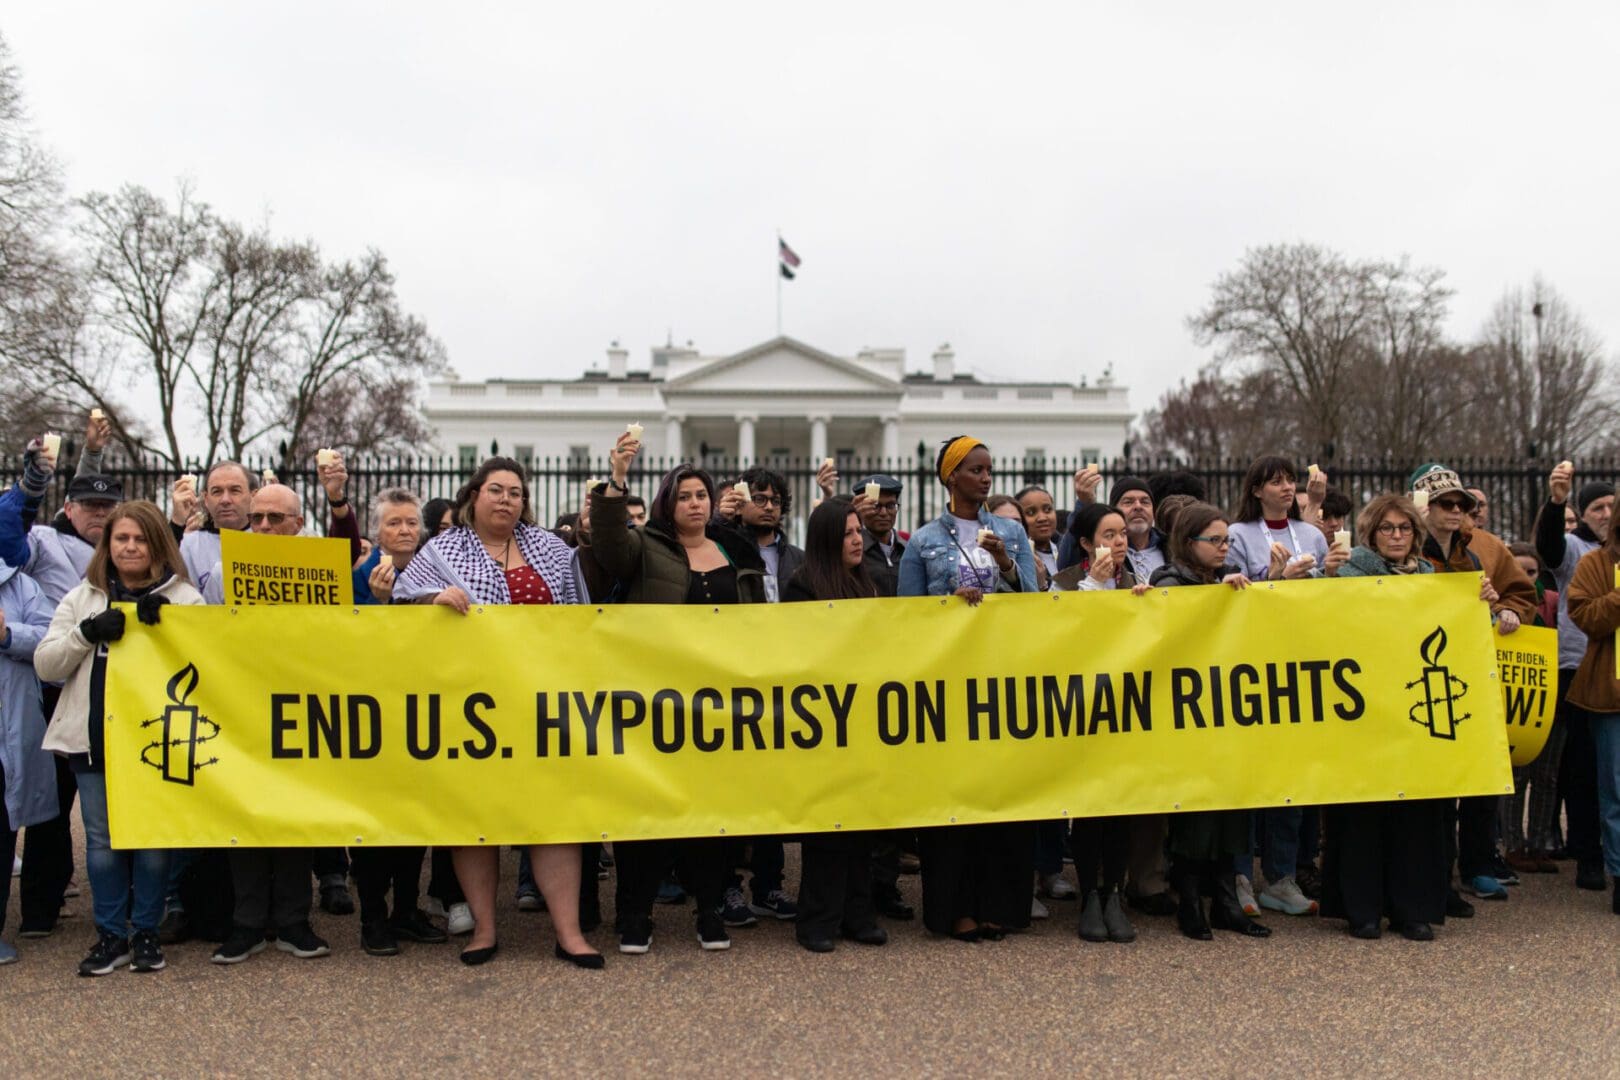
394, 524, 585, 606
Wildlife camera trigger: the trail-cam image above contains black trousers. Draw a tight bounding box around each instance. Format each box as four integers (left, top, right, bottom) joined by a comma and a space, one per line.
1322, 800, 1448, 927
614, 837, 725, 927
797, 832, 878, 940
916, 821, 1035, 935
18, 752, 75, 931
1070, 816, 1130, 891
869, 831, 906, 892
1557, 669, 1603, 864
311, 847, 349, 884
350, 846, 424, 924
427, 847, 465, 907
722, 835, 784, 897
229, 848, 313, 932
1449, 796, 1499, 880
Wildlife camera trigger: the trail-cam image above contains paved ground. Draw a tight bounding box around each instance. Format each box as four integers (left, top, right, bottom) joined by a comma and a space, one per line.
2, 838, 1616, 1078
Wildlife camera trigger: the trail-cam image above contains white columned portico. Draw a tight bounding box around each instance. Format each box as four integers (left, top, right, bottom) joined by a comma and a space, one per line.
736, 414, 757, 463
808, 415, 829, 464
665, 415, 684, 460
881, 414, 900, 461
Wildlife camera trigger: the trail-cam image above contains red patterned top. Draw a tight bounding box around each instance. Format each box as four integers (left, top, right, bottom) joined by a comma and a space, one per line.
504, 564, 554, 605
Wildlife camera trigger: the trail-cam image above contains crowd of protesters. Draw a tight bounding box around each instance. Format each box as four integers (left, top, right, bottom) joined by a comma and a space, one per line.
2, 413, 1618, 976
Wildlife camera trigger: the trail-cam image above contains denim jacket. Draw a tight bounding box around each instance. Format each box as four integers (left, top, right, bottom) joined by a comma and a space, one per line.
897, 507, 1037, 597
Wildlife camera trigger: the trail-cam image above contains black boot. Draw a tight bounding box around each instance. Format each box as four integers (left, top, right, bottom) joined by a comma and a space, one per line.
1170, 862, 1211, 941
1100, 885, 1137, 943
1211, 872, 1271, 937
1078, 889, 1107, 942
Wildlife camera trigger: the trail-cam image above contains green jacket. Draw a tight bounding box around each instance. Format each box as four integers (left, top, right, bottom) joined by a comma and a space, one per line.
587, 493, 768, 605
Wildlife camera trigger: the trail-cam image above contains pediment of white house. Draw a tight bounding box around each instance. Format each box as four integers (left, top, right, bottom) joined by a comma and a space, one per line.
662, 336, 900, 397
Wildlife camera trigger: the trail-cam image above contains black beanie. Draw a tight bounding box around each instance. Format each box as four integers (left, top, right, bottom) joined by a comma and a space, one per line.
1108, 475, 1152, 508
1577, 481, 1615, 516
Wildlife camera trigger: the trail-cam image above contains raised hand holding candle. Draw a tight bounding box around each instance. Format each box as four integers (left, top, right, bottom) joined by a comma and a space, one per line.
1334, 530, 1351, 550
625, 422, 643, 441
734, 481, 750, 499
1412, 490, 1429, 510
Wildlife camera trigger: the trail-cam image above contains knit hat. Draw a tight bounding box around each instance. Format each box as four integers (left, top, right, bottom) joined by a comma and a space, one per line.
1408, 463, 1476, 511
1108, 475, 1152, 508
1576, 480, 1615, 516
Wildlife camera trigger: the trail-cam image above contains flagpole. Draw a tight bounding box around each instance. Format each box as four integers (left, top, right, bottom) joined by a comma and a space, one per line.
775, 229, 783, 338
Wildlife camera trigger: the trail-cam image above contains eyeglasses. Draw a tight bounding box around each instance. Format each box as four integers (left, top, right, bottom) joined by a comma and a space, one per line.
1431, 497, 1467, 512
249, 511, 290, 526
1192, 535, 1232, 548
482, 486, 524, 503
868, 500, 899, 513
750, 494, 783, 508
1375, 522, 1415, 536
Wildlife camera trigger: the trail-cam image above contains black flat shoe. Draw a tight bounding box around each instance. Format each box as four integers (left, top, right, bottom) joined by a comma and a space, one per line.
459, 943, 498, 966
1445, 891, 1475, 918
977, 924, 1006, 941
842, 925, 888, 946
1399, 921, 1434, 941
797, 936, 836, 953
948, 927, 981, 943
554, 943, 604, 969
1349, 922, 1381, 940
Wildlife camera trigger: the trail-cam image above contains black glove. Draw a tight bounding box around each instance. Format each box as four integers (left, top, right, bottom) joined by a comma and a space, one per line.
79, 608, 126, 645
136, 594, 170, 626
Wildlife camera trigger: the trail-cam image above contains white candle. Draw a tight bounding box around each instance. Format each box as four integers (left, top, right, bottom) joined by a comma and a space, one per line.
823, 457, 835, 470
1086, 462, 1100, 474
178, 473, 197, 491
262, 469, 277, 485
977, 528, 994, 545
316, 448, 337, 467
734, 481, 750, 499
1412, 491, 1429, 510
1308, 463, 1320, 478
1560, 459, 1573, 471
40, 433, 60, 460
625, 422, 643, 441
864, 482, 881, 501
1334, 530, 1351, 550
90, 408, 104, 422
378, 553, 393, 569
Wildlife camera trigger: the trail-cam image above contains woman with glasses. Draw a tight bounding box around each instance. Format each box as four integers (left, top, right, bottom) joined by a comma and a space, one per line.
394, 457, 600, 969
589, 433, 767, 955
1149, 503, 1271, 941
1322, 494, 1454, 940
897, 437, 1036, 942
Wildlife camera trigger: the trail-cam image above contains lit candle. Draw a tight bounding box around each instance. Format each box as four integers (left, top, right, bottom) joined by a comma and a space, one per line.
262, 469, 277, 485
977, 528, 994, 545
378, 553, 393, 569
1086, 462, 1100, 474
1560, 459, 1573, 471
90, 408, 104, 422
1308, 463, 1320, 479
864, 482, 881, 501
823, 457, 835, 470
178, 473, 197, 490
1334, 530, 1351, 550
625, 422, 643, 441
316, 448, 337, 467
1412, 491, 1429, 510
734, 481, 750, 499
40, 433, 60, 460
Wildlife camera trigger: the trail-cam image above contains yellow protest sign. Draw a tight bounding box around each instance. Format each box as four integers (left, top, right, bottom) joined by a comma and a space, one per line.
221, 529, 353, 607
1497, 624, 1557, 767
103, 574, 1512, 848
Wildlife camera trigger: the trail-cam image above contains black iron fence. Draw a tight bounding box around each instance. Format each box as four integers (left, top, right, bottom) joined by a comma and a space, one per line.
3, 453, 1592, 545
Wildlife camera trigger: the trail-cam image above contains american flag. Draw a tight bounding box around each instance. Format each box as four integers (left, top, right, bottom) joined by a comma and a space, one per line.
778, 237, 801, 274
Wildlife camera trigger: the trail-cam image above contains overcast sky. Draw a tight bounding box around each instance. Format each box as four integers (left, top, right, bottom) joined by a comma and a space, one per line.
9, 2, 1619, 419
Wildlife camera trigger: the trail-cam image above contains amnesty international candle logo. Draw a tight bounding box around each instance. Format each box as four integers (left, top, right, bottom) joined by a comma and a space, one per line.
139, 662, 220, 785
1406, 626, 1471, 739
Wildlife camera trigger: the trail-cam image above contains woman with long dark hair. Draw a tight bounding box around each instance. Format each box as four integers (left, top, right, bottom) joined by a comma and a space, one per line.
897, 436, 1036, 942
1150, 502, 1270, 942
589, 432, 765, 954
781, 499, 889, 951
394, 456, 600, 969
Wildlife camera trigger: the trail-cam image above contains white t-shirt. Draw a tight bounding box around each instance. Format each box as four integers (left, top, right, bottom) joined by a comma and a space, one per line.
952, 517, 999, 590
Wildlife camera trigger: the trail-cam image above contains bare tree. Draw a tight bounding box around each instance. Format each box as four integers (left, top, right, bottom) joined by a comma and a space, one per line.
76, 183, 219, 466
1471, 279, 1615, 457
294, 367, 435, 458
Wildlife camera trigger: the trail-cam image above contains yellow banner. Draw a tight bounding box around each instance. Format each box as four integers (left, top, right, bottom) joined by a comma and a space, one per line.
1498, 624, 1558, 767
221, 530, 353, 607
103, 574, 1512, 848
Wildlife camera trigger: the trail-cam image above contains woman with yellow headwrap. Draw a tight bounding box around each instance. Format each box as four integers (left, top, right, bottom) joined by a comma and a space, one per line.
896, 436, 1037, 940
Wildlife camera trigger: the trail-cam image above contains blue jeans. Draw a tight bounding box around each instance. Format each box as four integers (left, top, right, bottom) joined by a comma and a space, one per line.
1590, 712, 1620, 876
1234, 807, 1301, 882
77, 770, 169, 937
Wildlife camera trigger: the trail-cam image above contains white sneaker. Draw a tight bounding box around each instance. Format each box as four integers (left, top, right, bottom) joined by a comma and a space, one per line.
1039, 872, 1077, 900
447, 902, 474, 936
1235, 875, 1261, 917
10, 855, 19, 877
1031, 895, 1050, 920
422, 897, 446, 918
1259, 875, 1318, 916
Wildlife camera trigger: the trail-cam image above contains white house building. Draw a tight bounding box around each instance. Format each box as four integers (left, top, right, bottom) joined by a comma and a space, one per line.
422, 336, 1133, 473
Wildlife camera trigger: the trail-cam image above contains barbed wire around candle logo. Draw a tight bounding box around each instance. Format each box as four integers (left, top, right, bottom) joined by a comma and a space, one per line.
1405, 626, 1470, 739
139, 662, 220, 785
